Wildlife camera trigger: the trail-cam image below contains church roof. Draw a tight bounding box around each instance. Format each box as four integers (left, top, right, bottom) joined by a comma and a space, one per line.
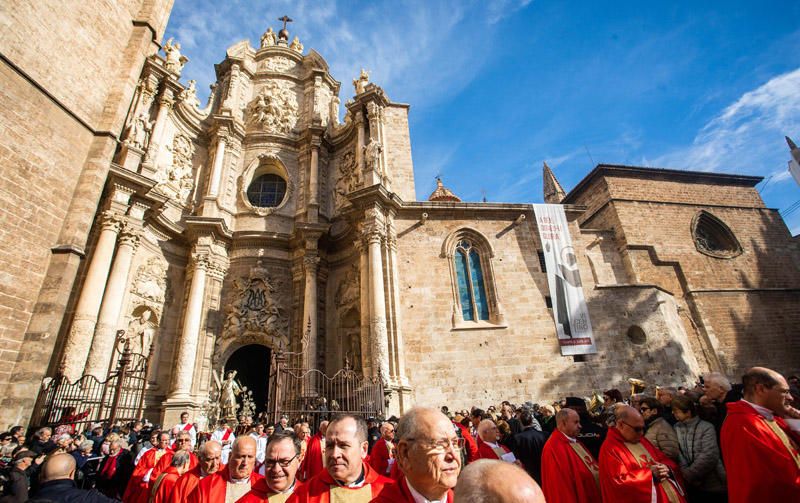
543, 162, 566, 204
428, 178, 462, 202
562, 163, 763, 204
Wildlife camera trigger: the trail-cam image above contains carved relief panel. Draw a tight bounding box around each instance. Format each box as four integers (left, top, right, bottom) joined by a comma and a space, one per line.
246, 80, 300, 135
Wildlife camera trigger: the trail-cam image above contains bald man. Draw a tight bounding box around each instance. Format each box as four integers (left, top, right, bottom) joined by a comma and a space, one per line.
722, 367, 800, 502
31, 452, 116, 502
170, 440, 222, 502
540, 408, 601, 503
454, 459, 544, 502
299, 420, 327, 481
188, 436, 264, 503
476, 419, 516, 462
369, 422, 396, 476
599, 405, 686, 502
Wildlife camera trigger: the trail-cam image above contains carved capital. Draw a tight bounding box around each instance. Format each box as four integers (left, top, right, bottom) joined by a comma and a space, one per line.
100, 210, 124, 233
158, 88, 175, 109
118, 224, 141, 248
303, 254, 320, 274
206, 259, 229, 280
191, 254, 211, 272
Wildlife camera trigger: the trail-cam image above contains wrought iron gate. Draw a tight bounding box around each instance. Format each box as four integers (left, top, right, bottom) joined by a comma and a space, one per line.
31, 331, 151, 432
266, 350, 385, 428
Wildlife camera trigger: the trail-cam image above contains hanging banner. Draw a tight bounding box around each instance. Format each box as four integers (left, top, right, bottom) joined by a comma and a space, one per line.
532, 204, 597, 355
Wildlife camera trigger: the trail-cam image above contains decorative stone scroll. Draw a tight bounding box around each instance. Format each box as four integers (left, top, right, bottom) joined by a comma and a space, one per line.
246, 80, 299, 134
258, 56, 296, 73
220, 261, 289, 347
334, 151, 359, 210
132, 257, 169, 305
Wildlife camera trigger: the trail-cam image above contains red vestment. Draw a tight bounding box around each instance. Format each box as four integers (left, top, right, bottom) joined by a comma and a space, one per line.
187, 467, 264, 503
238, 478, 305, 502
287, 462, 394, 502
169, 465, 205, 503
150, 450, 198, 490
540, 430, 602, 503
476, 437, 511, 460
300, 433, 324, 481
151, 466, 181, 503
453, 422, 479, 463
123, 447, 172, 503
368, 438, 393, 476
599, 427, 686, 503
721, 400, 800, 503
371, 475, 453, 503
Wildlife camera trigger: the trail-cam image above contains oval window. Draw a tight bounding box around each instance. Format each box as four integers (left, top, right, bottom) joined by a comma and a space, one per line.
246, 173, 287, 208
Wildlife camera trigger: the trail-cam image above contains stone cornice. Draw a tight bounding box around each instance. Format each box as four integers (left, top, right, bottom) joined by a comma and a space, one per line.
184, 216, 233, 243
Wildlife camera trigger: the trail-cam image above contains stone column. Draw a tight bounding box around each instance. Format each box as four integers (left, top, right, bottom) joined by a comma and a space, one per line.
386, 230, 409, 387
366, 228, 390, 383
308, 143, 320, 222
59, 211, 123, 380
142, 86, 174, 174
207, 133, 227, 198
169, 255, 209, 400
301, 254, 320, 373
84, 223, 140, 378
356, 237, 371, 376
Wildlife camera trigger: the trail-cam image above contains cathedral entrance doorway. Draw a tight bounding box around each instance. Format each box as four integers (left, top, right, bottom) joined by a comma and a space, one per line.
224, 344, 271, 417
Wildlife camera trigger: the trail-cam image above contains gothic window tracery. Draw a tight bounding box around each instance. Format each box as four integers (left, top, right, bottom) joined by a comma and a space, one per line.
443, 228, 505, 328
692, 211, 742, 259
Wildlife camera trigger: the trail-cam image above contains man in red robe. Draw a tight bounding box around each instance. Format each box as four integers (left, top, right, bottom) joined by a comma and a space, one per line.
240, 431, 304, 502
541, 408, 601, 503
722, 367, 800, 502
124, 431, 172, 503
299, 421, 327, 482
476, 419, 517, 463
149, 430, 198, 489
599, 405, 686, 502
170, 440, 222, 503
373, 408, 460, 502
289, 414, 394, 502
368, 422, 395, 477
151, 450, 192, 503
188, 436, 263, 503
452, 420, 479, 464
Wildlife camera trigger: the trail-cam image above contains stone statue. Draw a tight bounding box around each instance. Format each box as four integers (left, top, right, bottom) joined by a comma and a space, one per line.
290, 36, 304, 53
353, 68, 370, 94
329, 96, 340, 126
261, 27, 277, 47
126, 309, 155, 355
363, 138, 383, 171
125, 111, 153, 150
163, 38, 189, 75
218, 370, 242, 420
179, 79, 200, 108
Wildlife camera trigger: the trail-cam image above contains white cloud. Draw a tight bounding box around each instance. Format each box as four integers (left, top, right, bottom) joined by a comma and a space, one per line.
486, 0, 535, 24
653, 68, 800, 174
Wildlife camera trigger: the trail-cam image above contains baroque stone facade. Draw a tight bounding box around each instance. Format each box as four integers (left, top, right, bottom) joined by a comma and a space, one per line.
1, 5, 799, 429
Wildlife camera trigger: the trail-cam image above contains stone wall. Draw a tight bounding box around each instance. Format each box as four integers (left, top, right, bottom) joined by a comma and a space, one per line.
0, 0, 173, 429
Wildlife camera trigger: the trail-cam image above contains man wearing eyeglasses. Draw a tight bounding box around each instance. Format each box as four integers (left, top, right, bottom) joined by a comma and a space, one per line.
373, 407, 461, 502
599, 405, 686, 502
124, 431, 173, 503
149, 430, 199, 490
290, 414, 394, 501
239, 431, 303, 502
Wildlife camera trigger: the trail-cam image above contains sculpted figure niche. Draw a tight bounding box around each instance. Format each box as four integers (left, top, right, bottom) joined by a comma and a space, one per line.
246, 80, 299, 134
335, 264, 361, 371
154, 134, 195, 204
221, 261, 289, 349
125, 307, 157, 356
334, 151, 359, 210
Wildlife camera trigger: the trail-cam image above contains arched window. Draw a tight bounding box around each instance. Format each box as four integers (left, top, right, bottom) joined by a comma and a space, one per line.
454, 240, 490, 321
247, 173, 287, 208
692, 211, 742, 259
442, 228, 505, 328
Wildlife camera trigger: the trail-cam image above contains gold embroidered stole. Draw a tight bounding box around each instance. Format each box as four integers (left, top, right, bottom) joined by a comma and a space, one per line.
762, 418, 800, 469
624, 442, 682, 503
267, 492, 291, 503
568, 441, 600, 486
330, 484, 373, 503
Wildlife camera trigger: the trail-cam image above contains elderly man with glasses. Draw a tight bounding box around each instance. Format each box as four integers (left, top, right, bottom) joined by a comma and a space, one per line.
240, 430, 304, 502
149, 430, 198, 490
373, 407, 462, 502
599, 405, 686, 503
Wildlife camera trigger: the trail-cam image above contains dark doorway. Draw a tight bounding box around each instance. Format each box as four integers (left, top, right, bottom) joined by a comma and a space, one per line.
224, 344, 271, 417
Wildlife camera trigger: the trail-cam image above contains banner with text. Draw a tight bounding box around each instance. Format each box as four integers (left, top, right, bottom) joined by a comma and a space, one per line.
532, 204, 597, 355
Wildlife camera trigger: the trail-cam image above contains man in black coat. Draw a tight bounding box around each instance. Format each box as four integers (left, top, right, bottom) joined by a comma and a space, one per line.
505, 410, 549, 484
29, 452, 115, 503
1, 450, 35, 503
564, 396, 606, 459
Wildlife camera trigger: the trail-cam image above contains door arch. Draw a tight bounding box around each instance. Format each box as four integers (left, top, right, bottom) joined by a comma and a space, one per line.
224, 344, 271, 417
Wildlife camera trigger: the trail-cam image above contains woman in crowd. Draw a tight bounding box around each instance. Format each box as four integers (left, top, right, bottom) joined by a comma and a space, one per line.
672, 394, 727, 502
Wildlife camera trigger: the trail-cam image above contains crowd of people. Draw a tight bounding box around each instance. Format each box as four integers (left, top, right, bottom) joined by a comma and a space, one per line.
1, 366, 798, 502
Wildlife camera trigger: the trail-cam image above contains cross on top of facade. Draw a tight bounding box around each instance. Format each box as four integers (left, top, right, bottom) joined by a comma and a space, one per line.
278, 15, 293, 30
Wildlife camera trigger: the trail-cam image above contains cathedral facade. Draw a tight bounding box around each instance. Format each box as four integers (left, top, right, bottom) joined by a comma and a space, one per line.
2, 1, 799, 429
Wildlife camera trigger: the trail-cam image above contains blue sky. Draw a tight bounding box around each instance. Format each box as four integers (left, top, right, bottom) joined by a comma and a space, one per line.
164, 0, 800, 235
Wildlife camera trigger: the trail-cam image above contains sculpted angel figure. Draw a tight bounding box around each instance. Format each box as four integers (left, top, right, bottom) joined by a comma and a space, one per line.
261, 27, 277, 47
363, 138, 383, 172
353, 68, 370, 94
163, 37, 189, 75
290, 36, 304, 53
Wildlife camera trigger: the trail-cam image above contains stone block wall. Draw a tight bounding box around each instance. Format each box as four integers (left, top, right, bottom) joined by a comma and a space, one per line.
382, 105, 415, 202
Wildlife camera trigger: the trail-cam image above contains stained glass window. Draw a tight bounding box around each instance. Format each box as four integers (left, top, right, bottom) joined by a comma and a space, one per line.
454, 240, 490, 321
247, 174, 287, 208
